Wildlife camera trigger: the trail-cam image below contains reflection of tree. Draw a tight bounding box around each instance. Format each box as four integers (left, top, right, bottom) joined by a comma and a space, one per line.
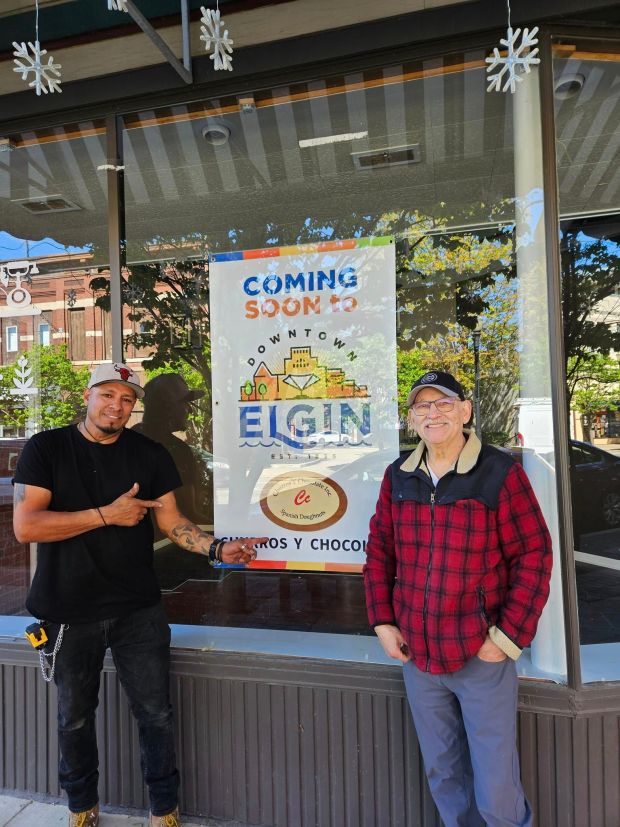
90, 259, 212, 448
0, 345, 89, 431
562, 230, 620, 406
568, 354, 619, 441
90, 207, 518, 448
387, 210, 514, 343
396, 277, 519, 444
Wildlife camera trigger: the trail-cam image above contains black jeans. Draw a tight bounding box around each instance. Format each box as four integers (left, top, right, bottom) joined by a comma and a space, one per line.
47, 603, 179, 816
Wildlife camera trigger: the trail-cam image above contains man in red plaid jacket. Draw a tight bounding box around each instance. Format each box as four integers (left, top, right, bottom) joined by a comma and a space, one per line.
364, 371, 552, 827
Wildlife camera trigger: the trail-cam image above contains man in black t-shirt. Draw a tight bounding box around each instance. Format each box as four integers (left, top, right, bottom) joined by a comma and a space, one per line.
13, 362, 267, 827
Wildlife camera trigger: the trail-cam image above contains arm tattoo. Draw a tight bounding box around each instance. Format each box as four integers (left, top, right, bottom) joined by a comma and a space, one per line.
13, 483, 26, 506
170, 522, 212, 554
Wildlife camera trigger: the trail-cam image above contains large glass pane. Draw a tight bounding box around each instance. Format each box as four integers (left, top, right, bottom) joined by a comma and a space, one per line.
0, 122, 108, 615
111, 50, 565, 677
554, 42, 620, 680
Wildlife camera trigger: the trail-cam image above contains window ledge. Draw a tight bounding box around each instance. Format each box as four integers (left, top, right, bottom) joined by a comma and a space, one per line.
2, 617, 617, 685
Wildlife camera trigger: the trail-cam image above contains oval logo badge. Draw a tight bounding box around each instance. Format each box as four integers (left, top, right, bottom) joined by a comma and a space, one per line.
260, 470, 348, 531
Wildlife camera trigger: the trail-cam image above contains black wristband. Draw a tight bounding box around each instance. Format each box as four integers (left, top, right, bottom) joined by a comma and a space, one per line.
208, 539, 221, 565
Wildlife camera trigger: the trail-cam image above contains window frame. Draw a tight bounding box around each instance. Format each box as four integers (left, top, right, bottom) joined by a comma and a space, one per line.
0, 21, 619, 693
38, 321, 51, 346
5, 324, 18, 353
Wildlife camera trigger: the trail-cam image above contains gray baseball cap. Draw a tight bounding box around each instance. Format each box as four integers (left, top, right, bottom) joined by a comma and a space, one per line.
87, 362, 144, 399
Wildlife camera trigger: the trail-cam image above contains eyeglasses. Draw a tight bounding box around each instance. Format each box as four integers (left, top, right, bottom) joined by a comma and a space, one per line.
410, 398, 458, 416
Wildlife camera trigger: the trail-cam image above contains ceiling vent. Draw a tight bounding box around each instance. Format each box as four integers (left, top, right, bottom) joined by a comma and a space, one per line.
12, 195, 82, 214
352, 143, 421, 170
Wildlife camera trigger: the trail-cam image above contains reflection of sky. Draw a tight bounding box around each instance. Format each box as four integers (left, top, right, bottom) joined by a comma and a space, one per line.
570, 230, 620, 262
0, 231, 91, 263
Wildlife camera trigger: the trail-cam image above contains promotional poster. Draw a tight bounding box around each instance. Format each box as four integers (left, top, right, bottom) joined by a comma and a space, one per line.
209, 237, 399, 570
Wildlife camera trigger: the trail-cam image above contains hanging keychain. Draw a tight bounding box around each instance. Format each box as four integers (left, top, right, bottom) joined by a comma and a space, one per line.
26, 621, 68, 683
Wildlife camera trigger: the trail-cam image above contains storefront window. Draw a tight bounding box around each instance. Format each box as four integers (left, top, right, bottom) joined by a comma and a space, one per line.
554, 42, 620, 681
113, 50, 565, 677
0, 122, 108, 615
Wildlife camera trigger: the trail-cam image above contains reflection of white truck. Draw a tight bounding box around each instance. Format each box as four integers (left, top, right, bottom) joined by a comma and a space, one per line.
307, 430, 350, 446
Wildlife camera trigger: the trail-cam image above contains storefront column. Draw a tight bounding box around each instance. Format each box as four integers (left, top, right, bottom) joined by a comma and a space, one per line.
514, 65, 566, 677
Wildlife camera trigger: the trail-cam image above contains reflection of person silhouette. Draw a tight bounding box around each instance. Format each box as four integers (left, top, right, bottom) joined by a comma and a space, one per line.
133, 374, 217, 590
133, 374, 207, 527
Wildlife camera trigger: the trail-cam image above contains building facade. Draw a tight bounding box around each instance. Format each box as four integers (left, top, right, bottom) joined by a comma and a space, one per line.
1, 1, 619, 825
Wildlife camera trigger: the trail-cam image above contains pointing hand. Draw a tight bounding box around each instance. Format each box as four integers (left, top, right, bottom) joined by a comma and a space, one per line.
102, 482, 162, 526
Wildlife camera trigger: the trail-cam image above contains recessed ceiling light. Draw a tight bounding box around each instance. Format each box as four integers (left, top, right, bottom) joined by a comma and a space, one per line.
554, 73, 585, 99
201, 122, 231, 146
299, 131, 368, 148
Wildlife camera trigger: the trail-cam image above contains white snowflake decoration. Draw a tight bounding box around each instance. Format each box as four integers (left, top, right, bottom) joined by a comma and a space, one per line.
13, 40, 62, 95
486, 27, 540, 93
123, 281, 144, 305
200, 6, 234, 72
108, 0, 128, 11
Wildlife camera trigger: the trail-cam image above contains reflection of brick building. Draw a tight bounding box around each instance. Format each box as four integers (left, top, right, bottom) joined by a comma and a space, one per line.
240, 346, 368, 401
0, 255, 152, 367
0, 255, 162, 436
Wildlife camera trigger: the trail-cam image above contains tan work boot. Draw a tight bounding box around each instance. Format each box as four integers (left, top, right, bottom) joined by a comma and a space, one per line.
68, 803, 99, 827
150, 807, 180, 826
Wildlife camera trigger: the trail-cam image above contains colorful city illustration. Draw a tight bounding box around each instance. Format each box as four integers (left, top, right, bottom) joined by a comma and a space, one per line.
240, 346, 368, 401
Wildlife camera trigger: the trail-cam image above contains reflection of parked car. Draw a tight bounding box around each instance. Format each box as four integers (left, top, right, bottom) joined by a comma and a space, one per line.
307, 430, 350, 446
189, 446, 231, 511
194, 447, 229, 473
567, 441, 620, 533
606, 420, 620, 437
505, 440, 620, 539
331, 449, 400, 483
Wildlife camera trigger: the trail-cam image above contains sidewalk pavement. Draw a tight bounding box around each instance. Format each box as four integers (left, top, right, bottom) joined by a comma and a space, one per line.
0, 795, 248, 827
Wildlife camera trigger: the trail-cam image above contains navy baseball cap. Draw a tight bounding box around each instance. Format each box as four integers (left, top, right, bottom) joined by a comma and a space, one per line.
407, 371, 465, 407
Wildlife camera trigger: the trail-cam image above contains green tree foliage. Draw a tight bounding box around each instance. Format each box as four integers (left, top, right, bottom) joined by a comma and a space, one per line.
0, 362, 28, 431
88, 215, 620, 453
0, 345, 90, 431
90, 259, 213, 447
396, 277, 519, 444
568, 353, 620, 417
89, 216, 519, 450
562, 230, 620, 394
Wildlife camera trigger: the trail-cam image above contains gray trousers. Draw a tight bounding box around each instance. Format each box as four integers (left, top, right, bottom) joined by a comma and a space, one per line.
403, 655, 532, 827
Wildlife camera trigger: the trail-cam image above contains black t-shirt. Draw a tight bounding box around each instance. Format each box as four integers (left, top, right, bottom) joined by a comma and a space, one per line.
14, 425, 182, 624
132, 424, 205, 526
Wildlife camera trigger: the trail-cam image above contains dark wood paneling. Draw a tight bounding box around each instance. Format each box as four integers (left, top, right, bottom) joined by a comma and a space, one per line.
68, 308, 86, 361
1, 643, 619, 827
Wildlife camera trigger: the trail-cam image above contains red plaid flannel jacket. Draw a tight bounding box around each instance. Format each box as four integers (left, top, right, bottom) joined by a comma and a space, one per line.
363, 432, 552, 674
